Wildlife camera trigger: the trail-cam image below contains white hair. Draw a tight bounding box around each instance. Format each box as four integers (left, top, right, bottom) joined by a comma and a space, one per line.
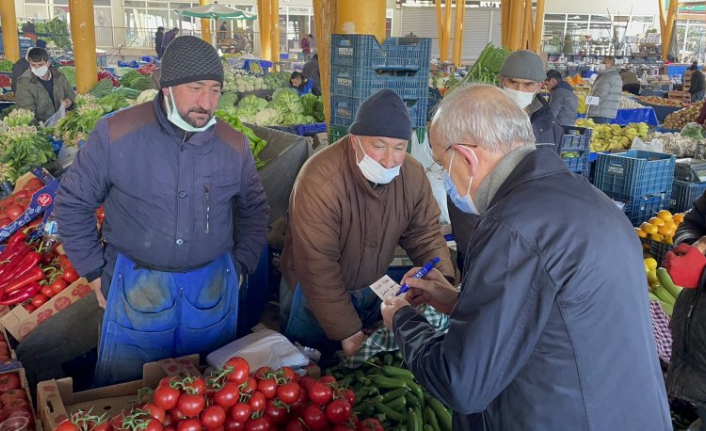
431, 84, 536, 153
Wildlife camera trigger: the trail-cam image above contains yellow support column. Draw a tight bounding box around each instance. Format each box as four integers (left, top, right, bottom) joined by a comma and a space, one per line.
509, 0, 524, 50
337, 0, 386, 44
443, 0, 453, 62
501, 0, 511, 48
664, 0, 678, 61
452, 0, 465, 67
313, 0, 336, 131
199, 0, 212, 45
0, 0, 20, 62
68, 0, 98, 94
257, 0, 271, 61
521, 0, 532, 50
270, 0, 280, 65
436, 0, 444, 56
532, 0, 545, 53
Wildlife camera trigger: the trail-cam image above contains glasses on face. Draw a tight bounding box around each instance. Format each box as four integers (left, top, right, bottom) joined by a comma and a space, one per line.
423, 143, 476, 180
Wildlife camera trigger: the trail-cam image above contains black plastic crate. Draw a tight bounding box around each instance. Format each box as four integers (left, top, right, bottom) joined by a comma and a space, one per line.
594, 151, 676, 198
640, 238, 673, 265
605, 191, 672, 226
670, 179, 706, 213
561, 126, 592, 152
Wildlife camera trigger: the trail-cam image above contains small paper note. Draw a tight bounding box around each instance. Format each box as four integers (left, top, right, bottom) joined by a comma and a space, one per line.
585, 96, 600, 106
370, 275, 401, 301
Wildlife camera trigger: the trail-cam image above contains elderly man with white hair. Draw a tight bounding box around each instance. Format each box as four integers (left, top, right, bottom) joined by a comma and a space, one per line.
381, 85, 671, 431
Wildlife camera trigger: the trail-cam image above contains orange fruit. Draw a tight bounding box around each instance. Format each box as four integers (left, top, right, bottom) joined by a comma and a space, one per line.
673, 213, 685, 223
650, 233, 664, 242
649, 217, 665, 227
636, 228, 647, 238
658, 225, 672, 236
657, 210, 673, 221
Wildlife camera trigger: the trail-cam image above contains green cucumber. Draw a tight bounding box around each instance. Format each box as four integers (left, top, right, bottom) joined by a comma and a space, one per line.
408, 408, 422, 431
370, 376, 409, 390
378, 387, 410, 403
382, 365, 416, 380
384, 396, 407, 412
427, 396, 452, 431
374, 401, 406, 422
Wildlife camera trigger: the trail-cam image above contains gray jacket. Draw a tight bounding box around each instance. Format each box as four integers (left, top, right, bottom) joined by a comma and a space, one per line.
548, 81, 578, 126
589, 67, 623, 119
394, 150, 671, 430
55, 94, 270, 284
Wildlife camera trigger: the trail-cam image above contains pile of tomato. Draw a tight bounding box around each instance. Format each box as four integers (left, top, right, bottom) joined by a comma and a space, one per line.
0, 372, 35, 430
54, 357, 383, 431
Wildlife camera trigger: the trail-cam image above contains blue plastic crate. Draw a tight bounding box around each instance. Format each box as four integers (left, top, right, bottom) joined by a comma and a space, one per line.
561, 126, 592, 152
605, 191, 671, 226
331, 35, 431, 71
331, 95, 427, 128
563, 152, 589, 176
297, 123, 327, 136
594, 151, 676, 198
330, 66, 428, 100
670, 179, 706, 213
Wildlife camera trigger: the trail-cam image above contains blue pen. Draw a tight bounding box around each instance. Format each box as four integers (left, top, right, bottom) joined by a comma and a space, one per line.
397, 256, 440, 296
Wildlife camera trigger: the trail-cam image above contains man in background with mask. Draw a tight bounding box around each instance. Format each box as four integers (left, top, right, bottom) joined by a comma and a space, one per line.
448, 50, 564, 275
280, 89, 454, 358
55, 36, 270, 386
15, 46, 74, 124
588, 56, 622, 124
381, 85, 671, 431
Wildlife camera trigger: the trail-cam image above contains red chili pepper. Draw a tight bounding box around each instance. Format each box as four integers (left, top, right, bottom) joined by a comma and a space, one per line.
6, 230, 28, 248
0, 245, 31, 279
0, 282, 41, 306
1, 267, 45, 295
0, 251, 41, 291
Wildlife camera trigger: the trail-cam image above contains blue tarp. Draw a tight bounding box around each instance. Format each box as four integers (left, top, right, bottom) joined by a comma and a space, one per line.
579, 107, 659, 126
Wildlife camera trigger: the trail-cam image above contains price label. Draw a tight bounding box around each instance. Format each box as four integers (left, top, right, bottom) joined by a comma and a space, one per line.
370, 275, 401, 301
585, 96, 600, 106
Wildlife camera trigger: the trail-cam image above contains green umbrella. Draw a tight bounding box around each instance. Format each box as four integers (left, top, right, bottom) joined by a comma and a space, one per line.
175, 4, 257, 20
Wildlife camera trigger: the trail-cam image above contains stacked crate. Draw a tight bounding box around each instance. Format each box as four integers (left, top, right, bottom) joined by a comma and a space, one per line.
670, 159, 706, 213
593, 151, 676, 225
560, 126, 592, 176
328, 34, 431, 143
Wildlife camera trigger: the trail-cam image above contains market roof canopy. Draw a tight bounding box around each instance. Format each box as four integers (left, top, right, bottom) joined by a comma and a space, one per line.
175, 4, 257, 20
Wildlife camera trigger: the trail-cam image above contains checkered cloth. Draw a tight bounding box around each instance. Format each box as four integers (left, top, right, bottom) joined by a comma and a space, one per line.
650, 300, 672, 363
341, 304, 450, 368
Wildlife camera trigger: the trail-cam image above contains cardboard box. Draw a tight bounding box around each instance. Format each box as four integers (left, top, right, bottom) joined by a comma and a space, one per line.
37, 356, 201, 431
0, 169, 59, 244
0, 277, 93, 341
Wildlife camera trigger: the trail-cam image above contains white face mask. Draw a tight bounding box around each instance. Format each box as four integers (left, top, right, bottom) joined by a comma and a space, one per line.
32, 66, 49, 78
354, 138, 401, 185
165, 87, 216, 133
502, 87, 536, 110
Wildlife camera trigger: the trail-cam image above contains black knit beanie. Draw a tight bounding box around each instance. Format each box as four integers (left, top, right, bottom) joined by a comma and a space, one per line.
348, 89, 412, 140
160, 36, 223, 88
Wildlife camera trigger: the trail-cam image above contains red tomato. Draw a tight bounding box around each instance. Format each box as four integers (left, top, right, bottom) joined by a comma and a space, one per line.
177, 419, 202, 431
200, 405, 226, 430
0, 218, 11, 228
357, 418, 384, 431
92, 421, 114, 431
224, 419, 245, 431
299, 377, 316, 393
248, 391, 266, 415
41, 286, 55, 298
154, 385, 181, 411
276, 367, 296, 383
0, 389, 27, 404
333, 425, 354, 431
319, 376, 337, 386
244, 417, 271, 431
110, 414, 126, 431
264, 400, 288, 425
239, 377, 257, 396
159, 376, 179, 388
341, 389, 356, 407
178, 394, 205, 418
143, 418, 163, 431
285, 419, 307, 431
170, 407, 187, 423
0, 373, 21, 392
257, 379, 277, 399
214, 382, 239, 409
6, 205, 24, 220
307, 383, 333, 405
50, 279, 69, 295
228, 403, 251, 423
62, 267, 79, 283
24, 178, 44, 191
325, 400, 352, 424
143, 403, 166, 424
302, 405, 328, 430
254, 367, 274, 381
225, 357, 250, 385
55, 420, 80, 431
31, 294, 49, 308
276, 382, 301, 405
23, 303, 36, 313
185, 377, 206, 395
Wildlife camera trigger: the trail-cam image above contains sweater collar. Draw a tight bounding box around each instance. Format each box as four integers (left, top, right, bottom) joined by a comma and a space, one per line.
474, 144, 536, 214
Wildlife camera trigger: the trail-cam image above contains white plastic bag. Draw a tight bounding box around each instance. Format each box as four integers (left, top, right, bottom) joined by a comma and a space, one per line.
206, 329, 310, 371
631, 137, 664, 153
409, 130, 450, 224
43, 104, 66, 128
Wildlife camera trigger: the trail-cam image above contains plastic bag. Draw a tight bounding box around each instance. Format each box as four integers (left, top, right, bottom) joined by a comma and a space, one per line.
409, 130, 450, 224
631, 137, 664, 153
681, 122, 705, 140
206, 329, 310, 371
43, 104, 66, 128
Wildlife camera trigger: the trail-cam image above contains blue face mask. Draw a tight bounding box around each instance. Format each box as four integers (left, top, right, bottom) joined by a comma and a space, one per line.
442, 150, 480, 215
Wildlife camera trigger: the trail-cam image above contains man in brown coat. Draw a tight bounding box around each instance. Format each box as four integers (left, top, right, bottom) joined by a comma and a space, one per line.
280, 89, 454, 357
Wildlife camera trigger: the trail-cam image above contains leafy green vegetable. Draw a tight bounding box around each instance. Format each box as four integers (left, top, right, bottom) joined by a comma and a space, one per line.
130, 76, 152, 91
98, 93, 129, 114
218, 92, 239, 110
59, 66, 77, 87
300, 94, 325, 123
89, 78, 115, 98
53, 94, 104, 146
3, 109, 35, 128
0, 60, 12, 73
119, 70, 142, 87
448, 43, 509, 93
215, 108, 268, 169
0, 125, 56, 183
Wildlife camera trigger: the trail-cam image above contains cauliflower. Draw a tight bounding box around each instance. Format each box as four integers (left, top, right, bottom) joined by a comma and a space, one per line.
253, 108, 280, 126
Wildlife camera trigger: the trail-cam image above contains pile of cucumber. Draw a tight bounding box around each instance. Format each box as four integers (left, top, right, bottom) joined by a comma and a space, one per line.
325, 351, 453, 431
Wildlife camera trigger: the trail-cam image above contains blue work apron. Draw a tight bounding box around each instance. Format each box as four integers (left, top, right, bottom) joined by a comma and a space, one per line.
94, 252, 239, 386
279, 279, 381, 354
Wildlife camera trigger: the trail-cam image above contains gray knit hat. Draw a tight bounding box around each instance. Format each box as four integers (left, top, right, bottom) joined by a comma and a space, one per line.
348, 89, 411, 140
160, 36, 223, 88
499, 50, 546, 83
